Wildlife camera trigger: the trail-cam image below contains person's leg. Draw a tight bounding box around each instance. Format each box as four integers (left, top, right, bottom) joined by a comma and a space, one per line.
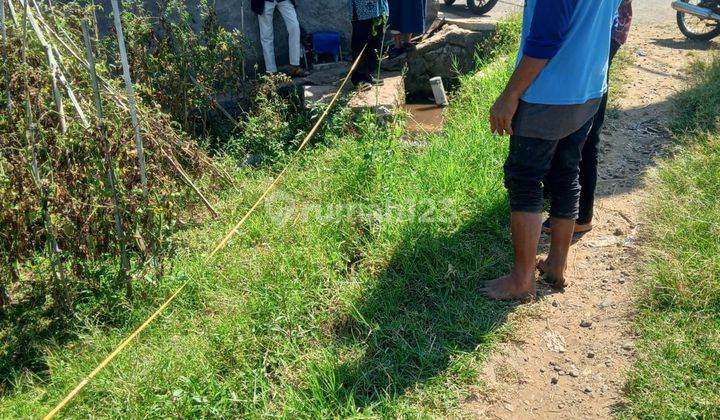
577, 40, 622, 226
393, 32, 402, 48
277, 1, 301, 67
484, 135, 559, 300
351, 13, 371, 84
258, 1, 278, 73
541, 120, 593, 287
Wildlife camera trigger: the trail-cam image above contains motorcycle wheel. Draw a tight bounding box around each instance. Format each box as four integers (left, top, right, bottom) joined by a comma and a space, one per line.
676, 0, 720, 41
444, 0, 456, 5
467, 0, 500, 15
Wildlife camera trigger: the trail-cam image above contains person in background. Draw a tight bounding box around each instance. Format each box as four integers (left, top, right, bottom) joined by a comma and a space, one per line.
349, 0, 389, 89
251, 0, 309, 77
482, 0, 621, 300
544, 0, 633, 234
387, 0, 426, 58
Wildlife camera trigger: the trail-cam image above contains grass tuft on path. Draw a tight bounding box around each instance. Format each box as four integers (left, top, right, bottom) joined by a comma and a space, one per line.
624, 56, 720, 418
0, 19, 523, 418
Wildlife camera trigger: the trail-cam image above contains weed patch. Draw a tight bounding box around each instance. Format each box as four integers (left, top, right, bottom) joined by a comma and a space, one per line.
623, 56, 720, 418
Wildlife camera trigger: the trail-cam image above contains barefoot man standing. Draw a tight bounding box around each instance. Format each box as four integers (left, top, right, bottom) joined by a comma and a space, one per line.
483, 0, 622, 300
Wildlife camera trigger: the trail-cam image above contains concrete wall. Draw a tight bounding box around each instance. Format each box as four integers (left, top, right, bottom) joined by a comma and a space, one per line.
93, 0, 437, 73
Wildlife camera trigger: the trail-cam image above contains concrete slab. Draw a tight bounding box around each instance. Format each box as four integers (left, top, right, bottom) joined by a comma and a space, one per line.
348, 73, 406, 116
438, 12, 498, 32
304, 85, 340, 105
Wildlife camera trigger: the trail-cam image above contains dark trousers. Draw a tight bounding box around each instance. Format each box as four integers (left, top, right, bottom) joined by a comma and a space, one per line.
351, 12, 385, 85
576, 39, 622, 224
504, 119, 594, 219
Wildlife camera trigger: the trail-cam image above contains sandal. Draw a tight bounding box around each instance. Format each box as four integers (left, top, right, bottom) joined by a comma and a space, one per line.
288, 66, 309, 78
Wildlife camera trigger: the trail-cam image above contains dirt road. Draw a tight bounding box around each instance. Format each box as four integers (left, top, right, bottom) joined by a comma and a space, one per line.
464, 24, 718, 418
440, 0, 674, 25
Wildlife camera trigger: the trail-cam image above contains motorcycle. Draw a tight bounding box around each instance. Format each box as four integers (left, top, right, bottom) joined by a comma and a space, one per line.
672, 0, 720, 40
442, 0, 499, 16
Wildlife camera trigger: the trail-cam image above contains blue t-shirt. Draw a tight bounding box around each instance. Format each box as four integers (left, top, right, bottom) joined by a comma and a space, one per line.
518, 0, 622, 105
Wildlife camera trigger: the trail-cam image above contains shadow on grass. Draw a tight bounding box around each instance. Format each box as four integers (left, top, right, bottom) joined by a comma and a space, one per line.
0, 291, 71, 394
317, 200, 518, 411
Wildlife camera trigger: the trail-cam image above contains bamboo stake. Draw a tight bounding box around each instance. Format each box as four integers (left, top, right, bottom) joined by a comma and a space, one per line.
110, 0, 148, 200
17, 0, 89, 128
82, 19, 131, 290
89, 0, 99, 44
6, 0, 17, 27
161, 147, 219, 218
1, 0, 12, 114
19, 0, 65, 131
27, 8, 129, 112
21, 0, 66, 309
240, 0, 246, 80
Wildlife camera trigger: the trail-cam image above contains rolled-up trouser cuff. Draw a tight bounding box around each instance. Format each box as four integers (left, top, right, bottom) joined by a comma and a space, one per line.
505, 178, 545, 214
503, 119, 592, 220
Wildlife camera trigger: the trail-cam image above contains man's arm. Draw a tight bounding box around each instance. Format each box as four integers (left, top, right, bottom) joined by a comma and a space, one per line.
490, 0, 578, 136
490, 56, 548, 136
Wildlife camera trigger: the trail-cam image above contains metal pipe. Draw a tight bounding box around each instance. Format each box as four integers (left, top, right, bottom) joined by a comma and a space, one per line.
672, 1, 720, 21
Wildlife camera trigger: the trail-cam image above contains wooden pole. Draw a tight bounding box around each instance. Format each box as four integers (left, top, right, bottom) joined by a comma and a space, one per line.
1, 0, 12, 114
110, 0, 149, 200
82, 19, 131, 291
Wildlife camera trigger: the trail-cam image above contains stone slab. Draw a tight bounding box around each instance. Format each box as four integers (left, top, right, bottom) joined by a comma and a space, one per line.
348, 73, 405, 115
440, 13, 498, 32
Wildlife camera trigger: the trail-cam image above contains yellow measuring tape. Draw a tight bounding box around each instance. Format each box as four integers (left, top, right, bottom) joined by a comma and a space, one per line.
43, 46, 368, 420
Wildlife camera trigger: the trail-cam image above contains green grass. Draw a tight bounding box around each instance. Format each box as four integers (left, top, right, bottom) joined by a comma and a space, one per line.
623, 57, 720, 418
0, 20, 523, 418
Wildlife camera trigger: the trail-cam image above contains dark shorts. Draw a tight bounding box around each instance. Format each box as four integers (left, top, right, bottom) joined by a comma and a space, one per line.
503, 119, 593, 220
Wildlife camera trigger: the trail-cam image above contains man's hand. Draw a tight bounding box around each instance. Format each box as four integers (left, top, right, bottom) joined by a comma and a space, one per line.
488, 55, 549, 138
490, 92, 520, 137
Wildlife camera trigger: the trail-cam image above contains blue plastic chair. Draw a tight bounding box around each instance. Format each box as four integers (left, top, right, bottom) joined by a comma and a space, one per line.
312, 31, 342, 63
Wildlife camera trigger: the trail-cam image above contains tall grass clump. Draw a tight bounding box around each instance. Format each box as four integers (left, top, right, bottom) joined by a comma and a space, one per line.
623, 57, 720, 418
0, 17, 524, 418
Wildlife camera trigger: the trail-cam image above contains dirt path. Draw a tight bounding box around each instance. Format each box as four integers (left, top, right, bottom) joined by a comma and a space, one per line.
465, 25, 718, 418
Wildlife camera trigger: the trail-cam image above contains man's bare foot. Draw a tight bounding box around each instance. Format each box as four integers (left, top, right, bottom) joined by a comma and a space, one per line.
536, 257, 567, 289
481, 274, 536, 301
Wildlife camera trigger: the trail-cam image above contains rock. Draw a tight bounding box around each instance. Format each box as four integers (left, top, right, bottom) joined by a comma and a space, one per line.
558, 403, 565, 409
622, 341, 635, 351
584, 387, 593, 394
544, 330, 567, 353
540, 367, 546, 373
614, 227, 625, 236
552, 300, 559, 307
399, 24, 495, 97
580, 320, 593, 328
551, 376, 559, 385
587, 352, 596, 359
598, 299, 613, 309
569, 366, 580, 378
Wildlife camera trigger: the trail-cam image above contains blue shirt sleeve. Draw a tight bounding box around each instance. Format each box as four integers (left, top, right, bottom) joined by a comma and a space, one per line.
523, 0, 578, 59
